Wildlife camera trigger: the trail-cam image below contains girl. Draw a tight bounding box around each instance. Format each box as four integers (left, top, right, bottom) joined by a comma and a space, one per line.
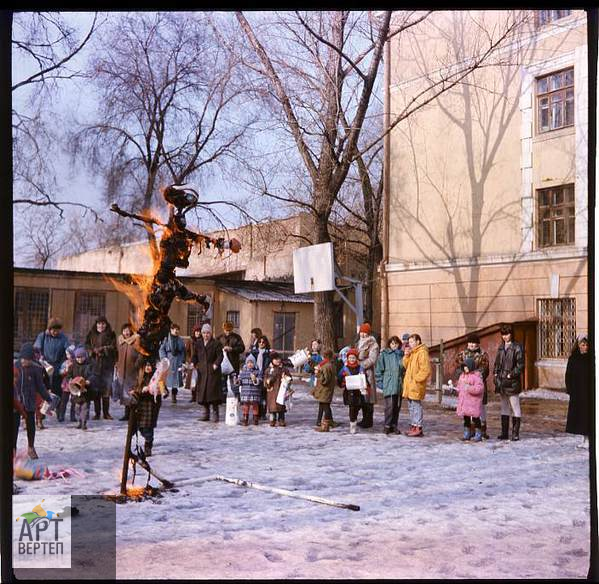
312, 349, 336, 432
67, 348, 94, 430
129, 358, 166, 457
456, 357, 484, 441
59, 345, 77, 422
303, 339, 323, 387
238, 354, 263, 426
338, 348, 367, 434
264, 352, 292, 427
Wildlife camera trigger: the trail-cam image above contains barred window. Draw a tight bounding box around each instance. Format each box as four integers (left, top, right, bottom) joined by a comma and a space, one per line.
73, 292, 106, 344
537, 184, 575, 247
537, 298, 576, 358
187, 303, 209, 336
14, 287, 50, 353
536, 10, 572, 27
273, 312, 296, 358
226, 310, 240, 329
537, 68, 574, 133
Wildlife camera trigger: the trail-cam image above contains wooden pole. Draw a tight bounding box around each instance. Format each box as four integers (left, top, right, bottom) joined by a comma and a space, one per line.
119, 407, 136, 496
213, 475, 360, 511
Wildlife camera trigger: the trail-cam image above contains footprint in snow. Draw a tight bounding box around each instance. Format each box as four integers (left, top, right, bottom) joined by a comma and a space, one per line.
264, 551, 283, 563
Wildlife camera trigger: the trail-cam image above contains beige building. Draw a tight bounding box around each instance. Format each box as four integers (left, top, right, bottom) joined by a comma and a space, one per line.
381, 10, 588, 388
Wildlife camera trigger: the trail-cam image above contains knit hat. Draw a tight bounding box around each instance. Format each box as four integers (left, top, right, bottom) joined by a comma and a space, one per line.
466, 334, 480, 344
347, 348, 359, 359
245, 354, 257, 365
463, 357, 476, 372
359, 323, 371, 335
401, 333, 410, 342
47, 317, 62, 330
19, 342, 35, 360
201, 323, 212, 334
74, 348, 88, 359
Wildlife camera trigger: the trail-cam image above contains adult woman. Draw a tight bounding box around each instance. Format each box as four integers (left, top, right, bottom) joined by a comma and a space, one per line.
192, 323, 224, 422
252, 335, 271, 419
565, 333, 591, 448
85, 316, 117, 420
115, 323, 141, 421
357, 323, 380, 429
375, 335, 405, 435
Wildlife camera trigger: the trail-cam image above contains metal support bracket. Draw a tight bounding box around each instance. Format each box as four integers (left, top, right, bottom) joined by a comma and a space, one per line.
334, 267, 364, 326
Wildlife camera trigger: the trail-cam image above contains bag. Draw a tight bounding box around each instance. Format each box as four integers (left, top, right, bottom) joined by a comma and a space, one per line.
276, 375, 292, 405
225, 396, 239, 426
345, 373, 367, 395
289, 349, 310, 368
221, 352, 235, 376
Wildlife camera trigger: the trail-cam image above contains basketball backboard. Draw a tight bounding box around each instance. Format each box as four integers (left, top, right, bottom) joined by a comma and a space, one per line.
293, 242, 336, 294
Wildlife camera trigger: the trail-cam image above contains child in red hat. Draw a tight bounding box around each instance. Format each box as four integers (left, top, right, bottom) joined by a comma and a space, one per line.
337, 348, 368, 434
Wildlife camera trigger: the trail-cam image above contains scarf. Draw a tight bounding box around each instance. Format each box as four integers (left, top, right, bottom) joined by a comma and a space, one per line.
257, 348, 266, 372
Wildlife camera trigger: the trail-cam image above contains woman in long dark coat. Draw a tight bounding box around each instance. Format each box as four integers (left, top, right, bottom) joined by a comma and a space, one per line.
193, 323, 224, 422
565, 333, 591, 448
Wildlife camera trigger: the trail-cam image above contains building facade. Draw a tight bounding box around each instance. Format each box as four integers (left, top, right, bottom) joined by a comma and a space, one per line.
382, 10, 588, 388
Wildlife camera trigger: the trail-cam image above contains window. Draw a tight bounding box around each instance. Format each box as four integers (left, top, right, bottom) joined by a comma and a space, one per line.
537, 184, 575, 247
537, 298, 576, 358
73, 291, 106, 344
226, 310, 240, 329
536, 68, 574, 133
273, 312, 296, 357
14, 288, 50, 353
187, 303, 209, 336
536, 10, 572, 27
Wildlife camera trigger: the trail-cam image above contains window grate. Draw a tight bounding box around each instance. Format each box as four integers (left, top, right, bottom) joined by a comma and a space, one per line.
73, 292, 106, 344
14, 288, 50, 353
273, 312, 296, 358
537, 298, 576, 358
226, 311, 240, 329
187, 303, 210, 336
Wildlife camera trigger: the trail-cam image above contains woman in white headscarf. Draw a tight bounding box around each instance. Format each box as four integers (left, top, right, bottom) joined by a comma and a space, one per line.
192, 324, 224, 422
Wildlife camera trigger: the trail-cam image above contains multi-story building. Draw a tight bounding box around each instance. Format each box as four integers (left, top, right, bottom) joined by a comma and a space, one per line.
381, 10, 588, 388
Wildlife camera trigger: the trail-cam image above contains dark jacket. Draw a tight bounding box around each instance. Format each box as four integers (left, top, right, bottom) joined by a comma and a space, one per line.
375, 348, 404, 397
85, 327, 117, 377
216, 332, 246, 373
565, 349, 590, 435
14, 361, 53, 412
131, 372, 162, 429
116, 334, 141, 390
338, 363, 365, 408
493, 341, 525, 395
193, 337, 224, 404
33, 331, 70, 366
312, 360, 336, 404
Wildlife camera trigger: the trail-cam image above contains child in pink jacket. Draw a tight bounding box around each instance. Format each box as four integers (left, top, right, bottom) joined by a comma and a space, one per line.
456, 357, 485, 442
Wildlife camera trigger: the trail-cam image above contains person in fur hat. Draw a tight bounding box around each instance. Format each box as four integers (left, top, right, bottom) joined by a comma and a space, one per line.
128, 357, 165, 457
67, 348, 94, 430
455, 357, 485, 441
338, 348, 367, 434
264, 352, 292, 427
85, 316, 117, 420
356, 323, 379, 429
238, 354, 263, 425
115, 323, 141, 421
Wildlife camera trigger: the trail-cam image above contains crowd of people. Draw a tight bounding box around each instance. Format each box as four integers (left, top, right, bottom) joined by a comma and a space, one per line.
13, 315, 590, 461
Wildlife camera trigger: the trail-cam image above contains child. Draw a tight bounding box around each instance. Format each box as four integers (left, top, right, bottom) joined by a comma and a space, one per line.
264, 351, 292, 427
456, 357, 485, 441
238, 354, 263, 426
303, 339, 323, 387
338, 348, 367, 434
129, 358, 166, 457
59, 345, 77, 422
67, 348, 93, 430
312, 349, 337, 432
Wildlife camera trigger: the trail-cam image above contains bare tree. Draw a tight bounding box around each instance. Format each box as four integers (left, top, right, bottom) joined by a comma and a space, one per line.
73, 11, 255, 261
12, 12, 101, 216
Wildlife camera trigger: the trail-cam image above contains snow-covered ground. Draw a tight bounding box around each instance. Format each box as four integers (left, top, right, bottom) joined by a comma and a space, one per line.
13, 381, 591, 579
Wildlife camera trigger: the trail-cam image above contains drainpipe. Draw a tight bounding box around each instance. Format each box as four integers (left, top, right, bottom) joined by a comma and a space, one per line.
380, 32, 392, 347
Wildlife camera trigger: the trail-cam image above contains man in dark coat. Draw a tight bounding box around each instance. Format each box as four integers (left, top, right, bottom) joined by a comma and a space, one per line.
14, 343, 54, 459
566, 333, 591, 448
217, 320, 245, 400
493, 324, 525, 441
85, 316, 117, 420
33, 317, 70, 422
193, 323, 224, 422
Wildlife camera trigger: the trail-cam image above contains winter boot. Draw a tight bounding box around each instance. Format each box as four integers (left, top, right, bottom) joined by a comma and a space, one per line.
462, 426, 472, 441
189, 390, 196, 403
407, 425, 424, 437
511, 417, 521, 441
199, 405, 210, 421
315, 419, 330, 432
497, 415, 510, 440
329, 420, 340, 429
270, 415, 276, 427
82, 421, 88, 431
481, 422, 489, 440
384, 426, 393, 435
278, 416, 286, 427
70, 402, 76, 422
102, 397, 113, 420
119, 406, 130, 422
360, 404, 374, 429
27, 446, 38, 459
349, 421, 357, 434
172, 389, 177, 404
144, 441, 153, 457
93, 397, 101, 420
242, 413, 249, 426
76, 420, 83, 429
212, 404, 220, 423
472, 428, 483, 442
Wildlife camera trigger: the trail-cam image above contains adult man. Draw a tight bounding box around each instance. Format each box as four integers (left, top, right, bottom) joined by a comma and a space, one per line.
34, 317, 70, 422
217, 320, 246, 398
402, 333, 431, 437
455, 334, 490, 439
159, 323, 186, 404
493, 324, 524, 441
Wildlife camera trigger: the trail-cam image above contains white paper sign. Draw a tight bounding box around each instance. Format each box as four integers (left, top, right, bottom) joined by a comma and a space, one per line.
345, 373, 367, 394
276, 376, 291, 405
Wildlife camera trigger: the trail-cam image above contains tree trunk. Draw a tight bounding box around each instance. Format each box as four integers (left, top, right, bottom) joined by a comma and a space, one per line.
364, 240, 383, 324
314, 290, 337, 351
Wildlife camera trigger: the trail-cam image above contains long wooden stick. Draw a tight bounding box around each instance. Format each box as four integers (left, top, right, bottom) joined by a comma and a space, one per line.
119, 408, 136, 495
213, 475, 360, 511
